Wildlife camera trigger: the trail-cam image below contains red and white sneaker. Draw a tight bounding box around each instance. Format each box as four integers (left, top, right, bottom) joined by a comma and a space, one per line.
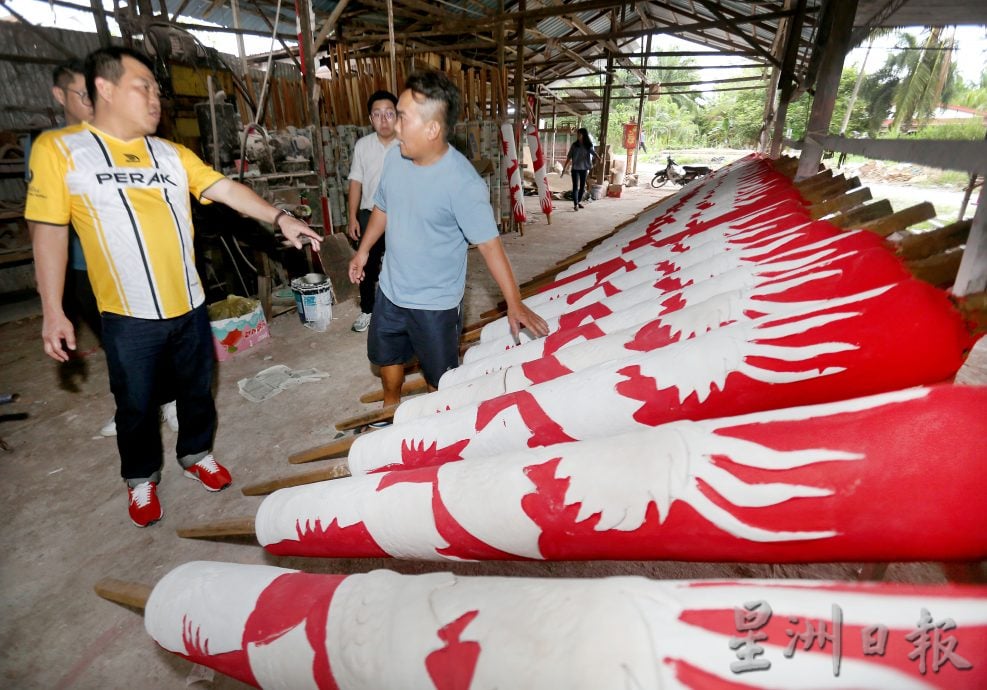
183, 454, 232, 492
128, 481, 162, 527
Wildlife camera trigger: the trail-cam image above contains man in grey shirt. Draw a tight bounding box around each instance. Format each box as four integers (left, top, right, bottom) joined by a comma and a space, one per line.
348, 70, 547, 409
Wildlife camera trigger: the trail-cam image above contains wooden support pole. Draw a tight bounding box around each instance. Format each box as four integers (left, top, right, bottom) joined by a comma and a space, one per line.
514, 0, 527, 236
953, 182, 987, 296
758, 0, 790, 152
497, 0, 505, 119
633, 34, 651, 175
386, 0, 398, 93
90, 0, 113, 47
769, 0, 806, 158
795, 0, 859, 180
313, 0, 350, 52
597, 23, 615, 187
242, 459, 352, 496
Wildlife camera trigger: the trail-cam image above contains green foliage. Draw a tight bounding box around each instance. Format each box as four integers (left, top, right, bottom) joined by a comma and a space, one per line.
859, 28, 963, 134
546, 33, 983, 150
950, 67, 987, 110
913, 120, 987, 140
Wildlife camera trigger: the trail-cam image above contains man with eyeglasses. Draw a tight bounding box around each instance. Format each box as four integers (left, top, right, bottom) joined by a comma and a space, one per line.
46, 60, 101, 348
346, 90, 399, 333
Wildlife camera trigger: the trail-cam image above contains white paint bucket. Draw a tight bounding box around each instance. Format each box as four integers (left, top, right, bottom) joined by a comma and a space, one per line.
291, 273, 333, 332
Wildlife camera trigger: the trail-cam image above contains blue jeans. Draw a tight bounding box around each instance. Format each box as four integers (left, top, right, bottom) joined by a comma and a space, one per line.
102, 304, 216, 484
571, 169, 588, 206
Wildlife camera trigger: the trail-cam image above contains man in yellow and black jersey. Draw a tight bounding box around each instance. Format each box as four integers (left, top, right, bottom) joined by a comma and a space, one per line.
25, 47, 322, 527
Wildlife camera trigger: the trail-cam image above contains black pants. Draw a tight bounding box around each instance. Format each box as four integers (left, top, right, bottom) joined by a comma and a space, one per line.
65, 268, 102, 342
571, 170, 588, 207
102, 305, 216, 484
357, 208, 386, 314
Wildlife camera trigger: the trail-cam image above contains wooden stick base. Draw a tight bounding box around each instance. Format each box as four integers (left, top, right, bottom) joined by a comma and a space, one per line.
335, 404, 398, 431
288, 433, 358, 464
243, 458, 352, 496
177, 517, 256, 541
94, 578, 151, 612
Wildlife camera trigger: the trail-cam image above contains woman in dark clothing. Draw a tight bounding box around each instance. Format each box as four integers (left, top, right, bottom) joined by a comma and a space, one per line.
561, 128, 599, 210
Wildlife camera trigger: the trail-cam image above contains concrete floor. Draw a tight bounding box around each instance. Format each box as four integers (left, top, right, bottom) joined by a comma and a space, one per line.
0, 169, 951, 688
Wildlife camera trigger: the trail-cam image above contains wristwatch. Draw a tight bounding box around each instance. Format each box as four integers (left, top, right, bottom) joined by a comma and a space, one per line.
272, 208, 295, 231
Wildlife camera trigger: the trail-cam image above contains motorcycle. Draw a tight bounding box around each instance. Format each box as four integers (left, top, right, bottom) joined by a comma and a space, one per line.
651, 156, 713, 188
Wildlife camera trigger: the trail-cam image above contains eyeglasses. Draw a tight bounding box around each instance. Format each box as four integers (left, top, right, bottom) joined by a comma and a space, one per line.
64, 88, 91, 105
370, 110, 396, 121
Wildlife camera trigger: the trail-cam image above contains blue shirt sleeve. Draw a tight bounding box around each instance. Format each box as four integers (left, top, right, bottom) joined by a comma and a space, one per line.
373, 147, 396, 213
452, 162, 499, 245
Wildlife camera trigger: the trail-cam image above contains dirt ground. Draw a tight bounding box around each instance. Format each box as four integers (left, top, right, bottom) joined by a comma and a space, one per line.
0, 162, 954, 689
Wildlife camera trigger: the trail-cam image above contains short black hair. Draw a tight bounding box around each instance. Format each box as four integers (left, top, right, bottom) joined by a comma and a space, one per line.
404, 70, 460, 139
366, 89, 397, 115
84, 47, 155, 105
52, 59, 86, 90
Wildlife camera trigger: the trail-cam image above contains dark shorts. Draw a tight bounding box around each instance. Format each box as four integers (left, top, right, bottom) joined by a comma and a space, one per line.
367, 288, 462, 388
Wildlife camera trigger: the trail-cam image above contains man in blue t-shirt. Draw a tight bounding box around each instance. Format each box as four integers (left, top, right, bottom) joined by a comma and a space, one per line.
348, 70, 548, 408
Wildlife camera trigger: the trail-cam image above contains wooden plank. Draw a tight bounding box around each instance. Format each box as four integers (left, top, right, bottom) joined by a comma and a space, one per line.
288, 434, 359, 464
830, 199, 894, 229
895, 219, 971, 261
359, 376, 428, 403
810, 136, 987, 177
242, 458, 352, 496
176, 517, 255, 539
807, 186, 871, 220
906, 247, 965, 287
792, 168, 833, 191
335, 404, 398, 431
94, 579, 151, 611
799, 175, 856, 204
863, 202, 936, 238
798, 172, 847, 199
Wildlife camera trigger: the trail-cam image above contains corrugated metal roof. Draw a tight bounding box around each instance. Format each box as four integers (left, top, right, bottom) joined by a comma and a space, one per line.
0, 21, 108, 131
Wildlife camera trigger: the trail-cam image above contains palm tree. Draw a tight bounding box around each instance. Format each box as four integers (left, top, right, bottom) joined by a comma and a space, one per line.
890, 27, 957, 133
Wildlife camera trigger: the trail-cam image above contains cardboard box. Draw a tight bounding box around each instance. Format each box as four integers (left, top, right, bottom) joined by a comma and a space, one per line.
607, 183, 623, 198
208, 297, 270, 361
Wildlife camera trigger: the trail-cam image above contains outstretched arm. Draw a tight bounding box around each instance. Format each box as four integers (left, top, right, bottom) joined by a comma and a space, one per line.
202, 178, 323, 251
29, 222, 74, 362
476, 237, 549, 341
